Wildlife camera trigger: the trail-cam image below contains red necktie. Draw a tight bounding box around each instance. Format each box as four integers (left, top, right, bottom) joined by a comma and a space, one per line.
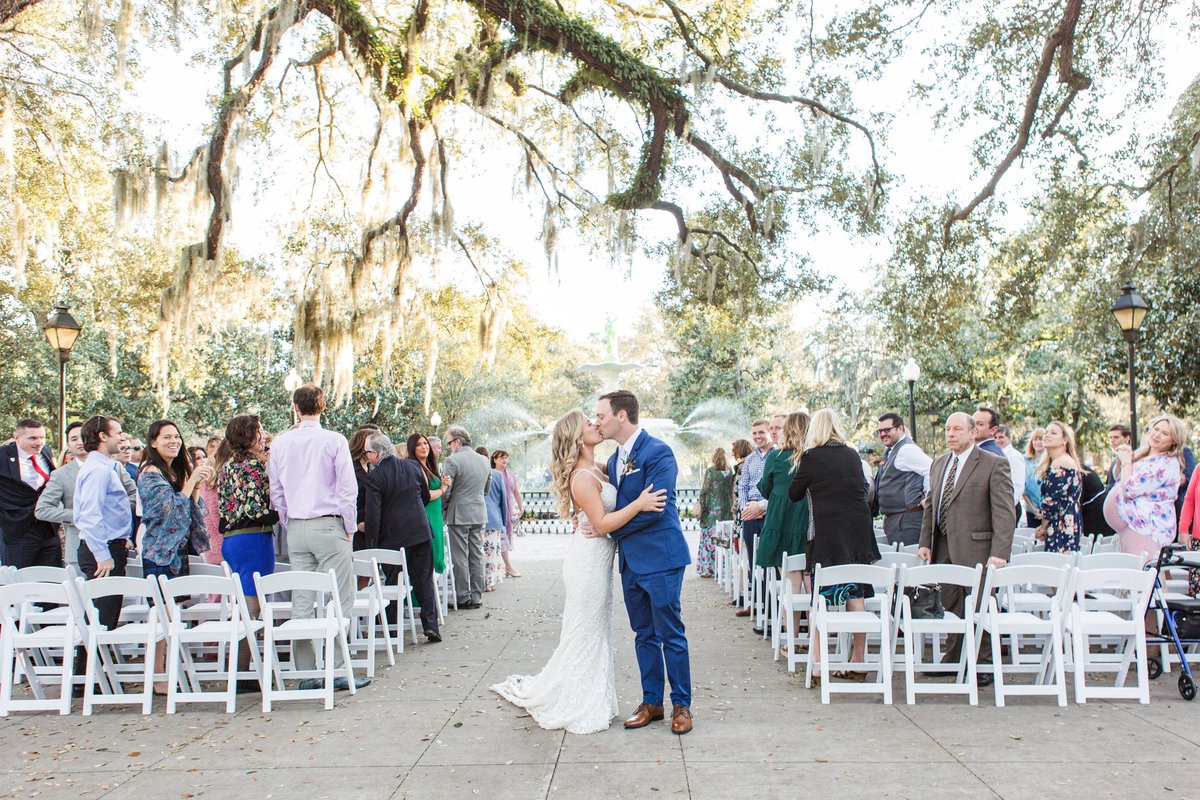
29, 454, 49, 486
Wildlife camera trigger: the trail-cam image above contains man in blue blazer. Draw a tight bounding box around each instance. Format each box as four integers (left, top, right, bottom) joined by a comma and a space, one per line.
593, 390, 693, 734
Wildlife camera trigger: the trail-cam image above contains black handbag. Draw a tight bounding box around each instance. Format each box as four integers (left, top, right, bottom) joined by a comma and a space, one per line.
905, 584, 944, 619
1163, 601, 1200, 640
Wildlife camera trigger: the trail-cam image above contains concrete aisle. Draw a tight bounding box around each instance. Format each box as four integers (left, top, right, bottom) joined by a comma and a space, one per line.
3, 534, 1200, 800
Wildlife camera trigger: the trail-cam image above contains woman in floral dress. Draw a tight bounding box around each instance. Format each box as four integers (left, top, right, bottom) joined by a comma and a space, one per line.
1034, 421, 1083, 552
216, 415, 277, 609
696, 448, 733, 577
1106, 414, 1188, 565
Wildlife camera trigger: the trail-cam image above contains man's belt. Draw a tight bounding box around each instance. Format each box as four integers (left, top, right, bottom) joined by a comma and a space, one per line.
884, 506, 924, 516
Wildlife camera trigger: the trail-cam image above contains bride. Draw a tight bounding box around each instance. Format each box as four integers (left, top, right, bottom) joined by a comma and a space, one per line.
490, 410, 666, 734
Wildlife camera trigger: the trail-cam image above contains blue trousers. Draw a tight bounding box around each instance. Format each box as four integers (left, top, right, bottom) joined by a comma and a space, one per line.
621, 565, 691, 708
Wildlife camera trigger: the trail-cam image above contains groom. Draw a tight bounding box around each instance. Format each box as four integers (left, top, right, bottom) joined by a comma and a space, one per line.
593, 390, 693, 734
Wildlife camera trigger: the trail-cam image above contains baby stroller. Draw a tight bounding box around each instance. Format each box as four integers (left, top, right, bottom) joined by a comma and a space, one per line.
1145, 543, 1200, 700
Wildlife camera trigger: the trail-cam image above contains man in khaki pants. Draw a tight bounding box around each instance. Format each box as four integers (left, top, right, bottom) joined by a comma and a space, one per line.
268, 384, 370, 692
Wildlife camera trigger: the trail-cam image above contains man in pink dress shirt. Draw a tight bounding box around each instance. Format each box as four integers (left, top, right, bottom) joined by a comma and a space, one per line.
268, 384, 368, 691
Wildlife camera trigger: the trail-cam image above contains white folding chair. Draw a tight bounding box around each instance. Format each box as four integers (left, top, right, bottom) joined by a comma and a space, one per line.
158, 573, 257, 713
896, 563, 983, 705
898, 544, 920, 555
807, 563, 896, 704
255, 569, 356, 711
437, 545, 457, 617
1067, 567, 1155, 704
1010, 551, 1078, 568
355, 548, 419, 646
975, 564, 1073, 707
774, 553, 809, 673
0, 582, 80, 716
876, 552, 922, 570
350, 558, 397, 673
1078, 552, 1147, 571
73, 576, 169, 715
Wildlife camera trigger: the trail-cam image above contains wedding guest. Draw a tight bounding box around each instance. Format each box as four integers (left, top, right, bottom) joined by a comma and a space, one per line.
1022, 428, 1045, 527
483, 452, 509, 591
364, 433, 440, 641
36, 421, 136, 567
1106, 414, 1188, 564
1106, 424, 1132, 485
349, 425, 381, 552
995, 424, 1027, 520
1179, 468, 1200, 597
71, 415, 135, 688
139, 419, 212, 692
735, 420, 773, 617
759, 412, 812, 646
492, 449, 523, 577
769, 414, 786, 447
428, 436, 443, 461
1035, 421, 1084, 553
874, 412, 932, 546
117, 432, 142, 541
268, 384, 368, 691
215, 415, 276, 690
695, 448, 733, 578
407, 433, 449, 575
788, 409, 880, 683
1080, 463, 1113, 537
192, 445, 224, 566
206, 436, 223, 460
0, 418, 60, 568
972, 407, 1006, 456
443, 425, 491, 609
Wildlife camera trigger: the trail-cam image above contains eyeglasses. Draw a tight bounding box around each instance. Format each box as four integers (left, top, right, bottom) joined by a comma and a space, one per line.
131, 446, 143, 452
876, 426, 897, 436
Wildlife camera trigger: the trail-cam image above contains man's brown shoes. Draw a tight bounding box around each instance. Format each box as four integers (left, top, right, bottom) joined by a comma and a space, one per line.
623, 703, 664, 729
670, 705, 693, 735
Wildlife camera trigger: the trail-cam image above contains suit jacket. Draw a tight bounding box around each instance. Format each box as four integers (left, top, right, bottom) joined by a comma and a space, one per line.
919, 447, 1016, 565
442, 447, 491, 526
364, 456, 432, 549
35, 457, 138, 542
0, 441, 56, 545
606, 431, 690, 575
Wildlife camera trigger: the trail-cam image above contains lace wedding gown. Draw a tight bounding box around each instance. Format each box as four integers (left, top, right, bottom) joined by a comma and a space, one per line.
491, 475, 619, 734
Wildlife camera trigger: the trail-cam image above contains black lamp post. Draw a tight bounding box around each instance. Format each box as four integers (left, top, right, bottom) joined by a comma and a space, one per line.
902, 358, 920, 440
1110, 283, 1150, 448
41, 302, 83, 452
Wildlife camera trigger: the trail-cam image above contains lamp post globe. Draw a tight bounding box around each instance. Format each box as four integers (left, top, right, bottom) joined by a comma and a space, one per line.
430, 411, 442, 434
41, 302, 83, 452
1110, 284, 1150, 447
901, 358, 920, 439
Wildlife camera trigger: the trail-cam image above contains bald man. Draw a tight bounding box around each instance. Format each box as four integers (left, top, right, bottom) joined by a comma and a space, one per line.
918, 411, 1016, 682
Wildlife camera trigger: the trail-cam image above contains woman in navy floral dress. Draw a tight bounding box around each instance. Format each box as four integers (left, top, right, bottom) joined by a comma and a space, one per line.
1035, 421, 1083, 553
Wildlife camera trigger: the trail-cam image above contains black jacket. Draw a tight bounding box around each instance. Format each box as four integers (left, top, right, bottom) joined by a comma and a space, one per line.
0, 441, 57, 545
788, 442, 880, 569
365, 456, 432, 550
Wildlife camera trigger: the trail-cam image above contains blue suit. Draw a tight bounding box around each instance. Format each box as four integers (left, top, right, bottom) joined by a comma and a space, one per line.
608, 430, 692, 708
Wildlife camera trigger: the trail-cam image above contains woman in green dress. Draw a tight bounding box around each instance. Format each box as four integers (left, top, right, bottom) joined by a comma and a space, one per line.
757, 412, 811, 645
696, 448, 734, 577
407, 433, 449, 573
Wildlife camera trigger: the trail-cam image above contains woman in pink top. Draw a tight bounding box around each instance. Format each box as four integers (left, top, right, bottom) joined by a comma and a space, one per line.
1179, 468, 1200, 596
192, 446, 224, 566
1105, 415, 1188, 564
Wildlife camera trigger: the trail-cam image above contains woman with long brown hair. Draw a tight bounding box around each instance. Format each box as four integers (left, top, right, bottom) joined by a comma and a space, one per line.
407, 432, 449, 574
695, 448, 733, 578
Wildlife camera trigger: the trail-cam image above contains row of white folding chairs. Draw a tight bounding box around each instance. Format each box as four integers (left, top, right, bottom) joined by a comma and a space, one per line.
0, 564, 381, 715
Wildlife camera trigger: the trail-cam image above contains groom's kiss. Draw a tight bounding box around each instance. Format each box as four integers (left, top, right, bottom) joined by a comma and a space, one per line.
593, 390, 694, 734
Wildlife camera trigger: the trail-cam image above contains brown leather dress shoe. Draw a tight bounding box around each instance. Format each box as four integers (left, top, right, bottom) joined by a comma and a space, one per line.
671, 705, 693, 735
623, 703, 665, 729
735, 607, 752, 617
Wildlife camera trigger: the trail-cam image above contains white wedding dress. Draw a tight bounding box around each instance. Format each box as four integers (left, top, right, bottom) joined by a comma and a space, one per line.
490, 472, 619, 734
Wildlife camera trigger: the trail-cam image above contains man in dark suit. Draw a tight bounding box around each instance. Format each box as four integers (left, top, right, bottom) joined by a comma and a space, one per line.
0, 418, 61, 568
919, 411, 1017, 685
363, 432, 439, 642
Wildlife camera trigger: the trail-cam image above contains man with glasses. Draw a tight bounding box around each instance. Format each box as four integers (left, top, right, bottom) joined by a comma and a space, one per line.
874, 412, 932, 546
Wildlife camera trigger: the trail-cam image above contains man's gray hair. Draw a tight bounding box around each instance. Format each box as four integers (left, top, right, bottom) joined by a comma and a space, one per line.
445, 425, 472, 446
367, 432, 395, 458
427, 435, 442, 448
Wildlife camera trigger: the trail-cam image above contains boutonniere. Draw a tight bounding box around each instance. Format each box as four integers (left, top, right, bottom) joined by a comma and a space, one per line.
623, 456, 639, 476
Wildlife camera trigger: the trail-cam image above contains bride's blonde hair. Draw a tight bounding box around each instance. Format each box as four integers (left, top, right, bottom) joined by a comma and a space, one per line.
550, 410, 587, 519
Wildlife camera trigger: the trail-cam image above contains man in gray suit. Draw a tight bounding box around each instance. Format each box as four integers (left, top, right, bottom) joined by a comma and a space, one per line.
442, 425, 491, 609
918, 411, 1017, 684
35, 421, 137, 566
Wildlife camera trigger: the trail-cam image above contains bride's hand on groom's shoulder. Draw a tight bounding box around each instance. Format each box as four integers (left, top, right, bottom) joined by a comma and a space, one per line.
637, 483, 667, 514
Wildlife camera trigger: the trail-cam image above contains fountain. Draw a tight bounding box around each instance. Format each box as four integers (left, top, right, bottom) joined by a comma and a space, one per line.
579, 316, 640, 390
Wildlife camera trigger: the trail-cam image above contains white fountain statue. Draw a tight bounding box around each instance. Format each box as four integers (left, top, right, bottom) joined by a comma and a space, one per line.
579, 316, 641, 391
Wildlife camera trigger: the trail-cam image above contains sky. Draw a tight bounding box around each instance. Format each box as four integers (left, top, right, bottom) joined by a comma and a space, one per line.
126, 3, 1198, 344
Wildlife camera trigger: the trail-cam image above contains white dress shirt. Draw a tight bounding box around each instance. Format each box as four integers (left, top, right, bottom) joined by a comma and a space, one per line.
889, 436, 933, 493
616, 427, 643, 487
1001, 444, 1027, 508
19, 449, 50, 491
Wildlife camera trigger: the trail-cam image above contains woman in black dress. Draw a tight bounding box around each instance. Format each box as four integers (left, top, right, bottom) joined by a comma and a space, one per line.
788, 408, 880, 683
